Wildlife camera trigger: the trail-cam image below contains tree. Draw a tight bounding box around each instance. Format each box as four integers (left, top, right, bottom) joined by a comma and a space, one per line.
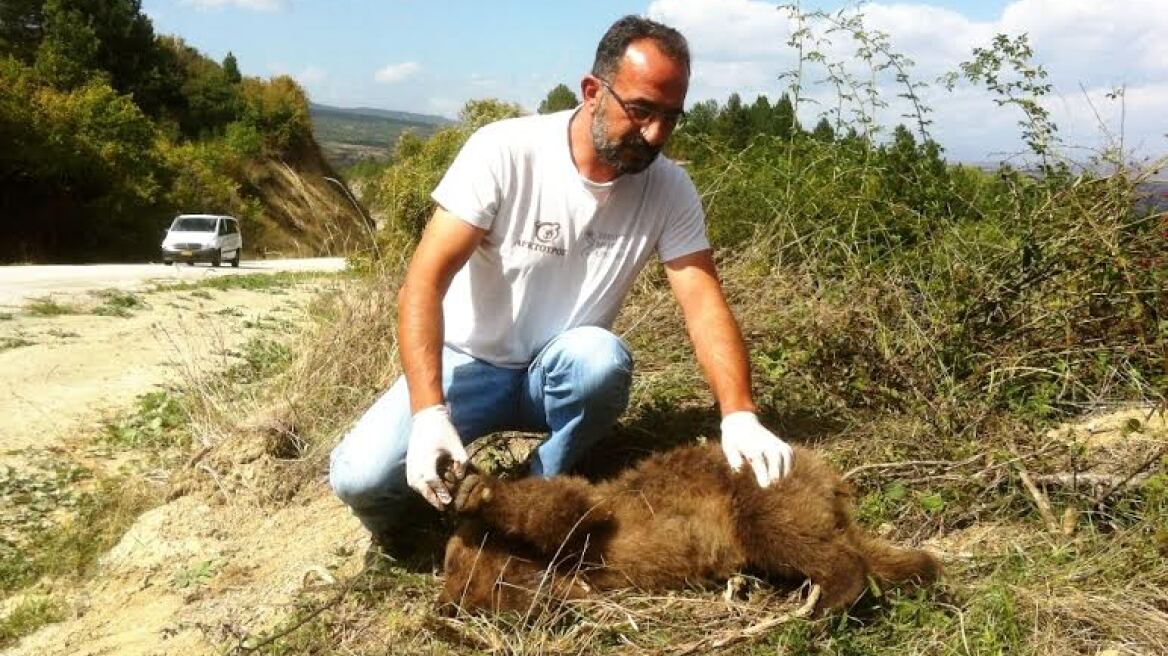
0, 0, 45, 60
748, 94, 773, 137
773, 92, 799, 140
33, 0, 99, 88
716, 92, 750, 150
537, 83, 578, 114
811, 117, 835, 142
222, 51, 241, 84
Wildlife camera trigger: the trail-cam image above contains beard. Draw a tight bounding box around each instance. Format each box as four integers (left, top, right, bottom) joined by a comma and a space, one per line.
591, 100, 661, 175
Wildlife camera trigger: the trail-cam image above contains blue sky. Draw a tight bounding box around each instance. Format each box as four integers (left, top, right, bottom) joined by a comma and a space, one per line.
141, 1, 1166, 163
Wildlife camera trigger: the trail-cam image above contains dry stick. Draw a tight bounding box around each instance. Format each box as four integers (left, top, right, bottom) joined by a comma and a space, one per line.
228, 576, 356, 654
1093, 445, 1168, 511
1014, 462, 1061, 533
842, 453, 984, 480
669, 585, 821, 656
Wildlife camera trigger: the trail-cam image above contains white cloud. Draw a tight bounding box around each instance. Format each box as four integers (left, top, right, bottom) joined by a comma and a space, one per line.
647, 0, 1168, 159
296, 65, 327, 86
180, 0, 288, 11
375, 61, 421, 84
469, 73, 499, 89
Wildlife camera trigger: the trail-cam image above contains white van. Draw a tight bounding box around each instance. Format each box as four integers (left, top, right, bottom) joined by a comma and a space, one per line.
161, 214, 243, 267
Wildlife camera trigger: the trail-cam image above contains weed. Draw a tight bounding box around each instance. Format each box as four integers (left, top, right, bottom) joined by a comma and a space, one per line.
171, 559, 222, 590
101, 391, 190, 450
152, 271, 337, 294
92, 290, 147, 317
25, 298, 76, 317
0, 595, 66, 648
0, 476, 158, 594
228, 337, 294, 384
0, 336, 34, 351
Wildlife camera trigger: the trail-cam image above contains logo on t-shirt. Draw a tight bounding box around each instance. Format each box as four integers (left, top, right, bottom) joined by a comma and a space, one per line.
582, 229, 621, 256
515, 221, 567, 256
534, 222, 560, 244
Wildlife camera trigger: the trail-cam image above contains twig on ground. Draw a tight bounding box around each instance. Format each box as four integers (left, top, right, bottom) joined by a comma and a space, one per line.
669, 584, 821, 656
1093, 445, 1168, 510
1015, 461, 1061, 533
227, 575, 355, 654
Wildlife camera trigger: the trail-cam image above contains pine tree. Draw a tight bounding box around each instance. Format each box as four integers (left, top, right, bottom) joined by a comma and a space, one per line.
537, 83, 579, 114
717, 92, 751, 149
223, 51, 241, 84
812, 117, 836, 142
773, 92, 799, 140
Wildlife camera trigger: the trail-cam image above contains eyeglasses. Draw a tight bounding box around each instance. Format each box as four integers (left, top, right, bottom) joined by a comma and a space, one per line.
598, 79, 686, 128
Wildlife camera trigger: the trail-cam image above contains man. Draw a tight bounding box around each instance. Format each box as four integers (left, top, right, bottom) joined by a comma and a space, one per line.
330, 15, 794, 545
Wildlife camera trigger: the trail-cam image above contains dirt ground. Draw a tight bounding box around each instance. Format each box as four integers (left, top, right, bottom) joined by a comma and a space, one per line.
1, 282, 314, 459
1, 275, 370, 655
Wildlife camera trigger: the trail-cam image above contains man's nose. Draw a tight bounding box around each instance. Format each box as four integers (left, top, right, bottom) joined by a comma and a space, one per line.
641, 118, 673, 147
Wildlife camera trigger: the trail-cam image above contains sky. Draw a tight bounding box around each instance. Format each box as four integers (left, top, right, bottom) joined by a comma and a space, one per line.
140, 0, 1168, 164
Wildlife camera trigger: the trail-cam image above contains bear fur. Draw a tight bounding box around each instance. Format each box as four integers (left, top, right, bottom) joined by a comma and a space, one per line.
439, 442, 940, 615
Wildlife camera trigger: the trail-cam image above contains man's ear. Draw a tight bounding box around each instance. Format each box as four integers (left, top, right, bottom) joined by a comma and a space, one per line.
580, 75, 603, 109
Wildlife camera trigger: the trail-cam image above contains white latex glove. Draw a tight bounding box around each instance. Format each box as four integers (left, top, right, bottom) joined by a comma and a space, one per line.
720, 411, 794, 487
405, 405, 469, 510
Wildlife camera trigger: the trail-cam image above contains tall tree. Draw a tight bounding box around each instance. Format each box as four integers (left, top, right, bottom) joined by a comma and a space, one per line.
222, 51, 241, 83
537, 83, 578, 114
33, 0, 98, 88
716, 92, 751, 149
0, 0, 45, 60
748, 94, 773, 137
811, 117, 836, 142
773, 92, 799, 140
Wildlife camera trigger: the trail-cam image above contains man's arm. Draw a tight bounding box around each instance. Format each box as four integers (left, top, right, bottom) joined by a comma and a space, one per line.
662, 249, 754, 415
397, 206, 486, 413
664, 249, 794, 486
397, 206, 486, 508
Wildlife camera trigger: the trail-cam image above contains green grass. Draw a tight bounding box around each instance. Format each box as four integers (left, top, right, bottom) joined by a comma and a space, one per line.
100, 390, 190, 450
228, 337, 295, 384
91, 290, 147, 317
152, 271, 339, 294
0, 595, 66, 648
0, 475, 158, 595
0, 336, 34, 351
24, 298, 77, 316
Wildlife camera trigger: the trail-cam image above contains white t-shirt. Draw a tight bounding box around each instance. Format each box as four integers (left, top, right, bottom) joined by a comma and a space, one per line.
431, 109, 710, 368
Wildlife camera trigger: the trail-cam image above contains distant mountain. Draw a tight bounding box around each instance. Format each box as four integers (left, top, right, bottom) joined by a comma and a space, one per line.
308, 102, 454, 168
309, 102, 452, 127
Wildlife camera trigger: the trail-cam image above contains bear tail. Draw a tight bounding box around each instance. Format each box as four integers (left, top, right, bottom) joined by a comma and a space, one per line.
857, 534, 942, 588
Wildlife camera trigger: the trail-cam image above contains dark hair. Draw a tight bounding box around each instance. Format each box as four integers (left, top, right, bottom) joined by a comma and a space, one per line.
591, 15, 690, 81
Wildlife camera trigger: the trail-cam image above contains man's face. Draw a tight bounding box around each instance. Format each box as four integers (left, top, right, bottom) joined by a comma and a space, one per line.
588, 39, 688, 175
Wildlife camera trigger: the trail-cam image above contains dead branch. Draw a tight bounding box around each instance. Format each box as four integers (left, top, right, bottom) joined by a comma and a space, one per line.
1032, 472, 1155, 490
669, 584, 821, 656
1093, 445, 1168, 510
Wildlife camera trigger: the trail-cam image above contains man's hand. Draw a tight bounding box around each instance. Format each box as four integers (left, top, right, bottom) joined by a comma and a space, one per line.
720, 411, 794, 487
405, 405, 469, 509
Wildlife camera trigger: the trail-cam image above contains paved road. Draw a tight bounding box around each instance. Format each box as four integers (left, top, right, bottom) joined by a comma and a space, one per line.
0, 257, 347, 307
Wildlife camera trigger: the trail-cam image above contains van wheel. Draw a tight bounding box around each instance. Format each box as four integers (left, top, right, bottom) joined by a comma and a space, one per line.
212, 251, 221, 267
231, 250, 241, 268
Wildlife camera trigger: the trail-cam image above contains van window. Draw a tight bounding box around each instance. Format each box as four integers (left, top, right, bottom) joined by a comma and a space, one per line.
172, 217, 217, 232
218, 219, 229, 235
226, 220, 238, 235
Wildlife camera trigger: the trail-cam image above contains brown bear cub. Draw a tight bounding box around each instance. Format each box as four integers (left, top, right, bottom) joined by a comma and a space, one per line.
439, 442, 940, 615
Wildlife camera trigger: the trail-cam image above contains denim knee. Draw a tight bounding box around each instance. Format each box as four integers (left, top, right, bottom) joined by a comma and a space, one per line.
541, 326, 633, 401
328, 440, 408, 511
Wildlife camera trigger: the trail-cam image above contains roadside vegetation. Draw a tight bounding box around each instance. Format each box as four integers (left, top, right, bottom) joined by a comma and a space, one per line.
0, 1, 363, 263
2, 4, 1165, 655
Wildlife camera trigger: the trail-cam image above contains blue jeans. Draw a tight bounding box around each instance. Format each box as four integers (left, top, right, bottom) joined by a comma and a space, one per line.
329, 326, 633, 536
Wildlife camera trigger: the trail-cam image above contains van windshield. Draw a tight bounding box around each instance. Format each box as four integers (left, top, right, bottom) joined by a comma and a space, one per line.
172, 217, 217, 232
